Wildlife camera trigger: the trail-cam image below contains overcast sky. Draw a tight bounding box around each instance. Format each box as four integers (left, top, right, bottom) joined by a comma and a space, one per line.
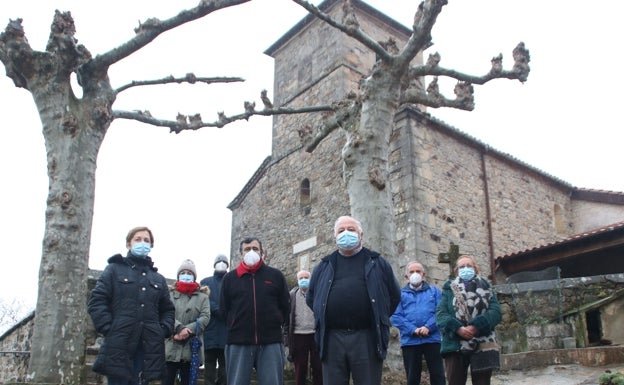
1, 0, 622, 313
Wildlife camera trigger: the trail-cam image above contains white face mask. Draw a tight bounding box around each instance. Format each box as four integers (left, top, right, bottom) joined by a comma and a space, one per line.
215, 261, 228, 272
243, 250, 261, 266
409, 272, 423, 286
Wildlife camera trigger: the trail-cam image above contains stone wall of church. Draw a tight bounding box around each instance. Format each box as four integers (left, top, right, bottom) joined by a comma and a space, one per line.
382, 111, 574, 285
571, 200, 624, 233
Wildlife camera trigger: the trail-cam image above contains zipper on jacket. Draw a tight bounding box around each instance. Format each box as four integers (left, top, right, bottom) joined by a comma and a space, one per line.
252, 274, 258, 344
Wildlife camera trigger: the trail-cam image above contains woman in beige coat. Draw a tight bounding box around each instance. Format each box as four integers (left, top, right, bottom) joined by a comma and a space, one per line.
163, 259, 211, 385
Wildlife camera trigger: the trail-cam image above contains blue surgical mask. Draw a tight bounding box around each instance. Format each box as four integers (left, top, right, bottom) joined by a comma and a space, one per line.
336, 230, 359, 250
458, 267, 475, 281
179, 274, 194, 283
298, 278, 310, 289
131, 241, 151, 257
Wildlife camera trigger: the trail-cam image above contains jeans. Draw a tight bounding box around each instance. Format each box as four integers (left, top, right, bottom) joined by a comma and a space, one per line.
225, 343, 285, 385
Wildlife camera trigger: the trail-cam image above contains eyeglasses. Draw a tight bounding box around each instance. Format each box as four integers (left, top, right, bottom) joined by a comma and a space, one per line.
242, 246, 260, 253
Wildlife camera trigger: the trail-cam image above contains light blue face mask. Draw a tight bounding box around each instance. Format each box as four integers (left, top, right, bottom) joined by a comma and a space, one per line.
458, 267, 475, 281
336, 230, 359, 250
131, 241, 151, 257
178, 274, 194, 283
298, 278, 310, 289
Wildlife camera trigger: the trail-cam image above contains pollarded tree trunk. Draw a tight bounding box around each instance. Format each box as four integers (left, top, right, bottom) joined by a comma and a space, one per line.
1, 12, 114, 384
29, 83, 109, 383
343, 66, 403, 260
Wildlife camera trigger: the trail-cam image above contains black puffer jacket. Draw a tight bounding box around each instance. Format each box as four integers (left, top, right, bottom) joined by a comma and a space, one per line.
88, 253, 175, 381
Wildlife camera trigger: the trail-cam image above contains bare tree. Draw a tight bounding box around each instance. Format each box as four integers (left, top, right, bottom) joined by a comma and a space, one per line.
294, 0, 529, 258
0, 298, 33, 335
0, 0, 528, 383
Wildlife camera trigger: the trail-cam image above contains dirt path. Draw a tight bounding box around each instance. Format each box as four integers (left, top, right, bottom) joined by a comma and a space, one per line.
485, 363, 624, 385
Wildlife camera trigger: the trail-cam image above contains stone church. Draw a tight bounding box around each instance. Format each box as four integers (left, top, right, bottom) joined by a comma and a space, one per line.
2, 1, 624, 383
227, 0, 624, 286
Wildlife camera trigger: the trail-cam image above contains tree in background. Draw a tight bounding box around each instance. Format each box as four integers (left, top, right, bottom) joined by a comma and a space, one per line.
0, 0, 528, 383
0, 298, 33, 335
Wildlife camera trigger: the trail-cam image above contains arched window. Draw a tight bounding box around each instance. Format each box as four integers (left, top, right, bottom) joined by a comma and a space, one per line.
300, 178, 311, 215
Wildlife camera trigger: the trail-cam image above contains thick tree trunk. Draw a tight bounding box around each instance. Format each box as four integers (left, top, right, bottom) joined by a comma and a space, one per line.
344, 69, 402, 259
26, 81, 108, 384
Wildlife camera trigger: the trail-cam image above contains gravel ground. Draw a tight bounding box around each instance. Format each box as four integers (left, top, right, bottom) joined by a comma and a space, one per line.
485, 363, 624, 385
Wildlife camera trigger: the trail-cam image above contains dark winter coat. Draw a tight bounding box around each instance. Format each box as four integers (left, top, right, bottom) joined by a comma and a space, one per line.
88, 253, 175, 381
219, 262, 290, 345
200, 271, 227, 349
306, 247, 401, 360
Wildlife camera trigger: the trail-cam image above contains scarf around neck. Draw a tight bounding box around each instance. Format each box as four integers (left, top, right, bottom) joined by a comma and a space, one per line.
176, 281, 199, 295
236, 259, 263, 277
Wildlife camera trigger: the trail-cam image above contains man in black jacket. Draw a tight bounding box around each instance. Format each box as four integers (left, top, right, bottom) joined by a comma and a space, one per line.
307, 216, 401, 385
219, 237, 290, 385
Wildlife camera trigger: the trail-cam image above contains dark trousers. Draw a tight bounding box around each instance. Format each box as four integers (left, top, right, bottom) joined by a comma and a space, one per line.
401, 343, 446, 385
106, 343, 145, 385
292, 333, 323, 385
322, 329, 382, 385
162, 361, 191, 385
443, 352, 492, 385
204, 348, 226, 385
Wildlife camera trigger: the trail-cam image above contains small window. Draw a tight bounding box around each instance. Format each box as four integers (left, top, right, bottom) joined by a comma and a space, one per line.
300, 178, 311, 215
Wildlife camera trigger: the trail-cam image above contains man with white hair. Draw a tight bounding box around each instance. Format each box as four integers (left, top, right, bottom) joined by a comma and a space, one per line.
306, 215, 401, 385
286, 270, 322, 385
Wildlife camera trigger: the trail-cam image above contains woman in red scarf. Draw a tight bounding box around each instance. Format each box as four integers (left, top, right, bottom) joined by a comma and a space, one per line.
163, 259, 211, 385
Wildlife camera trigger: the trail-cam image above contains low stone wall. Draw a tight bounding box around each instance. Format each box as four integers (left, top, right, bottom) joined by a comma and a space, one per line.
501, 346, 624, 370
494, 274, 624, 354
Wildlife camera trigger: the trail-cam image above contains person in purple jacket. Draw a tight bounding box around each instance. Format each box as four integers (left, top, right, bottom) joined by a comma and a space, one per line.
391, 261, 446, 385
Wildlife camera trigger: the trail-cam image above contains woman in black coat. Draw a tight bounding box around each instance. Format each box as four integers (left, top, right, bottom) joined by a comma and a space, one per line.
88, 226, 175, 385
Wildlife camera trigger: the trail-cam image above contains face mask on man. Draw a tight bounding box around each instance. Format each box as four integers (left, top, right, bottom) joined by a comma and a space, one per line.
215, 261, 228, 272
409, 272, 423, 286
131, 241, 151, 257
243, 250, 261, 266
458, 267, 476, 281
179, 274, 194, 283
298, 278, 310, 289
336, 230, 359, 250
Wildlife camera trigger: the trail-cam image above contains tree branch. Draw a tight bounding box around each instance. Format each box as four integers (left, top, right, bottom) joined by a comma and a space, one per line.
113, 103, 333, 133
401, 42, 530, 109
291, 0, 392, 63
302, 94, 361, 152
398, 0, 446, 65
88, 0, 251, 70
115, 73, 244, 94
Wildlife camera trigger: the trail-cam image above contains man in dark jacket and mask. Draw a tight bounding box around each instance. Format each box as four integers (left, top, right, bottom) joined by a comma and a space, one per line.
200, 254, 229, 385
88, 226, 175, 385
307, 216, 401, 385
220, 237, 290, 385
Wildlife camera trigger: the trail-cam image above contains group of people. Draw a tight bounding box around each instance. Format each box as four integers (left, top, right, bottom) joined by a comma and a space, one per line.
87, 216, 502, 385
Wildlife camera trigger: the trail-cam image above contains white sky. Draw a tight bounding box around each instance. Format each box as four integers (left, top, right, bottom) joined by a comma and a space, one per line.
0, 0, 623, 313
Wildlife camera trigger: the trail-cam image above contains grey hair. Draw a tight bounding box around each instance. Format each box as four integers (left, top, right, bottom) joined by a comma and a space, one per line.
296, 270, 310, 279
404, 261, 425, 274
333, 216, 363, 234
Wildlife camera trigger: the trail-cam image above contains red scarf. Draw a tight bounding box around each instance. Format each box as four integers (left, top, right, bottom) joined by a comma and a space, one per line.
176, 281, 199, 295
236, 259, 263, 277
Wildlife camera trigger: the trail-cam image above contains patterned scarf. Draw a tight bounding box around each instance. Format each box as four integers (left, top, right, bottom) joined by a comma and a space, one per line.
450, 276, 500, 372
